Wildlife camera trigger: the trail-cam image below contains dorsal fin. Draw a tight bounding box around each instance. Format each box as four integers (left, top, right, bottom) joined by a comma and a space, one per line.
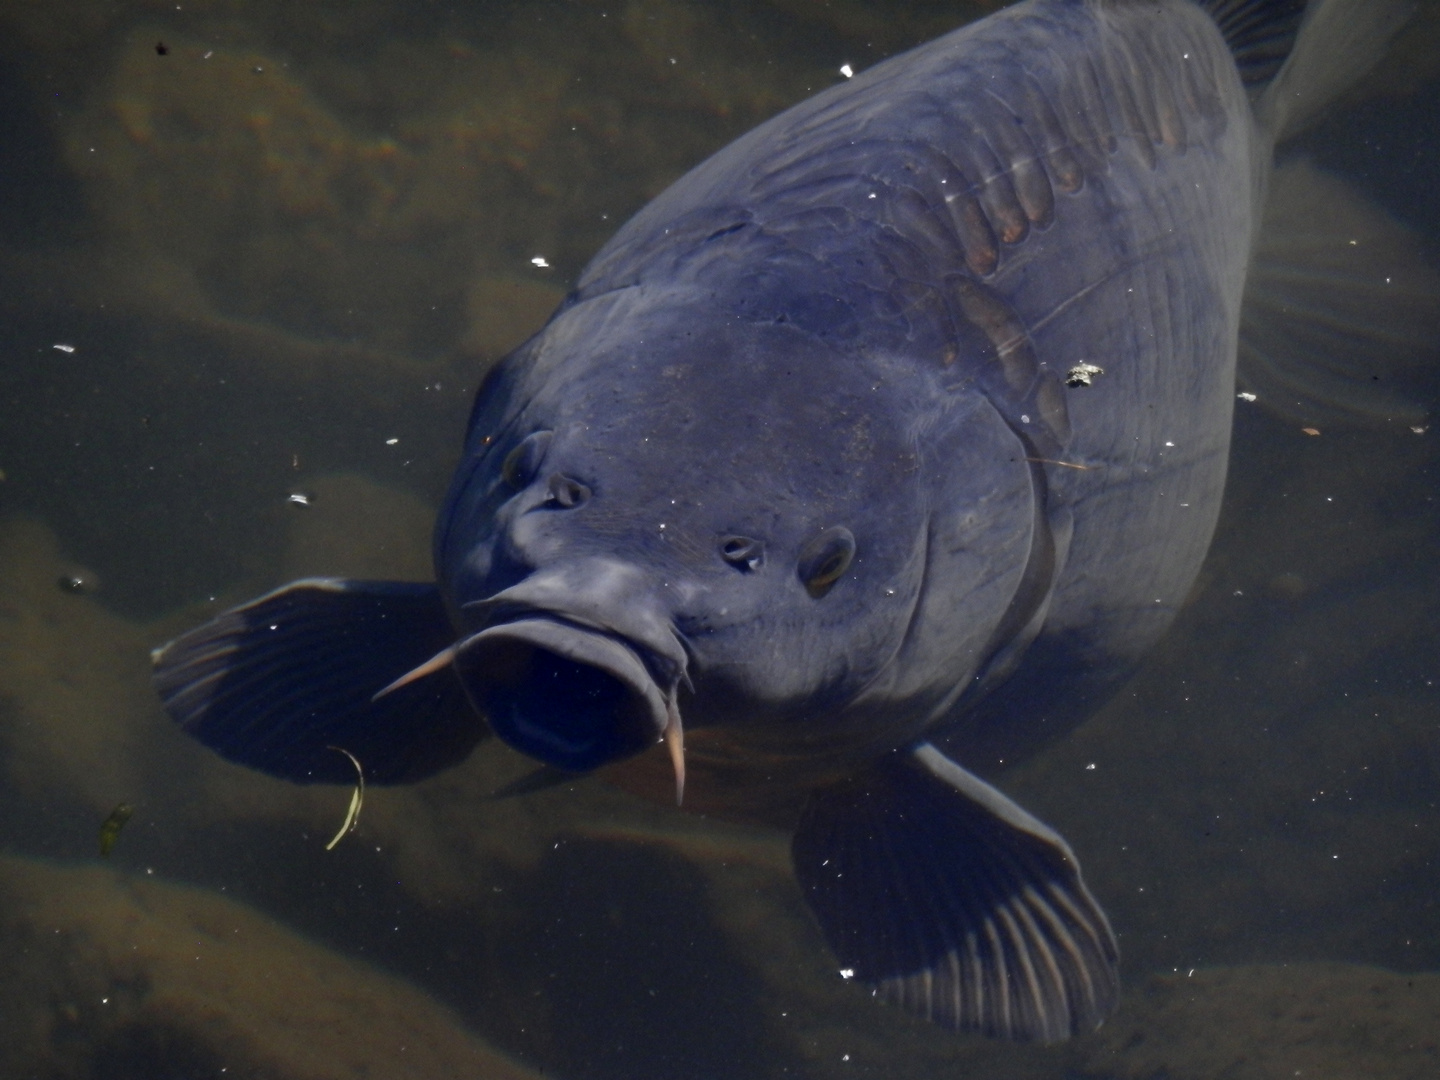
1194, 0, 1308, 87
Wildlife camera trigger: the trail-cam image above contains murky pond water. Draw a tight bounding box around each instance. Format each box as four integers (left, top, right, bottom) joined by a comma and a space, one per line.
1, 2, 1437, 1077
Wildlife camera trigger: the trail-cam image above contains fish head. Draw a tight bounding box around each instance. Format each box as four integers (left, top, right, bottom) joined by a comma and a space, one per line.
437, 286, 1037, 779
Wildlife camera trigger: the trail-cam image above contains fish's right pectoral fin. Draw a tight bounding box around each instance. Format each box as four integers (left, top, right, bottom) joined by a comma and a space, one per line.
152, 578, 485, 786
1240, 157, 1440, 427
792, 743, 1119, 1043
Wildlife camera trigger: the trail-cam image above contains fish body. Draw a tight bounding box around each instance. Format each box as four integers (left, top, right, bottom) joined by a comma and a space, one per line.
438, 0, 1254, 808
153, 0, 1419, 1044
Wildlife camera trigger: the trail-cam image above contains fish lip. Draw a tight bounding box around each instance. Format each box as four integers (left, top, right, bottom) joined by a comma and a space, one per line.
454, 615, 671, 772
460, 587, 685, 688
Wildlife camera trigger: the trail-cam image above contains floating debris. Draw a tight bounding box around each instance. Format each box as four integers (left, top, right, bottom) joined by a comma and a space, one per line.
56, 571, 97, 595
839, 63, 854, 78
1237, 391, 1257, 402
287, 492, 313, 507
530, 256, 550, 268
1302, 427, 1321, 436
53, 343, 75, 353
99, 803, 134, 857
1066, 362, 1105, 387
324, 747, 365, 850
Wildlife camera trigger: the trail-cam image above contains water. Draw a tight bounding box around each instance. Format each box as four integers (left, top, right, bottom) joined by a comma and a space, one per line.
0, 2, 1437, 1077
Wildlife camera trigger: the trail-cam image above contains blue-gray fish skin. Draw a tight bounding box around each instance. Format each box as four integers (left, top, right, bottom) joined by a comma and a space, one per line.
439, 0, 1254, 807
152, 0, 1402, 1047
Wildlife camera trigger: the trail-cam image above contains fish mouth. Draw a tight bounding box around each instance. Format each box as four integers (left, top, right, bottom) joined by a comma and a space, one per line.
453, 617, 685, 795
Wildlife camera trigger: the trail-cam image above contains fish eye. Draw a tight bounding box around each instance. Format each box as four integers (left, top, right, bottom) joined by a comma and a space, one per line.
797, 526, 855, 598
501, 430, 553, 490
719, 535, 764, 572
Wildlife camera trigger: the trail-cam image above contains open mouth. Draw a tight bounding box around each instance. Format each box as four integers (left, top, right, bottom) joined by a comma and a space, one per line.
454, 617, 676, 776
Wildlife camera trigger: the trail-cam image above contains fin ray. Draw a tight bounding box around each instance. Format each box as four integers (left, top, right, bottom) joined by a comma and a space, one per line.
153, 579, 485, 785
792, 743, 1118, 1043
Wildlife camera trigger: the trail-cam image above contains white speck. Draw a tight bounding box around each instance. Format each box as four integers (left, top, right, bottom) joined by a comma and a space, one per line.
884, 588, 895, 596
1020, 414, 1031, 424
1188, 968, 1194, 977
53, 343, 75, 353
530, 256, 550, 268
1412, 425, 1428, 435
1182, 52, 1190, 60
1085, 762, 1096, 770
146, 867, 154, 875
204, 50, 213, 59
1164, 440, 1175, 447
385, 437, 399, 445
1180, 502, 1190, 507
1237, 391, 1257, 402
839, 63, 854, 78
842, 1054, 851, 1062
287, 493, 311, 506
1349, 239, 1358, 246
1233, 589, 1244, 596
839, 968, 855, 980
867, 192, 877, 199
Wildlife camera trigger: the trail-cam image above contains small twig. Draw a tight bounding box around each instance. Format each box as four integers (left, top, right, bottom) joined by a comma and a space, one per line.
324, 747, 365, 851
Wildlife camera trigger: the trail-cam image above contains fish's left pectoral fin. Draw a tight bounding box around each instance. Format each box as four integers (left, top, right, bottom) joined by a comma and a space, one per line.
152, 579, 485, 786
792, 742, 1119, 1043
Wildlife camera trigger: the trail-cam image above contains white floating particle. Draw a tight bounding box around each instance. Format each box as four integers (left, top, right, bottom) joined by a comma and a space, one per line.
385, 437, 399, 445
1085, 762, 1096, 770
53, 343, 76, 353
1237, 391, 1257, 402
839, 63, 854, 78
287, 493, 311, 506
839, 968, 855, 980
530, 256, 549, 268
1164, 440, 1175, 447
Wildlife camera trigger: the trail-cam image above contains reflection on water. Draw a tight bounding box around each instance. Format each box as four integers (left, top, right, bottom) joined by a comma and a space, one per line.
0, 1, 1437, 1077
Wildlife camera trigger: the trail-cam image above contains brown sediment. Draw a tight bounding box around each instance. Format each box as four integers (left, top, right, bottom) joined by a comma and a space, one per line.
0, 854, 542, 1080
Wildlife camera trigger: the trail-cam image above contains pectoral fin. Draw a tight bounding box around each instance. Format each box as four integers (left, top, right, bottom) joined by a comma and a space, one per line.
152, 579, 484, 785
791, 743, 1118, 1043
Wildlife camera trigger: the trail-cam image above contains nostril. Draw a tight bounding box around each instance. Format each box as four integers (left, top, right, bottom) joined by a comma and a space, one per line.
719, 535, 764, 572
546, 474, 590, 509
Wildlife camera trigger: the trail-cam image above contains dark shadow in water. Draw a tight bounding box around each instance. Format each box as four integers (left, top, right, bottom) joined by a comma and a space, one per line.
0, 56, 87, 249
490, 838, 774, 1080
